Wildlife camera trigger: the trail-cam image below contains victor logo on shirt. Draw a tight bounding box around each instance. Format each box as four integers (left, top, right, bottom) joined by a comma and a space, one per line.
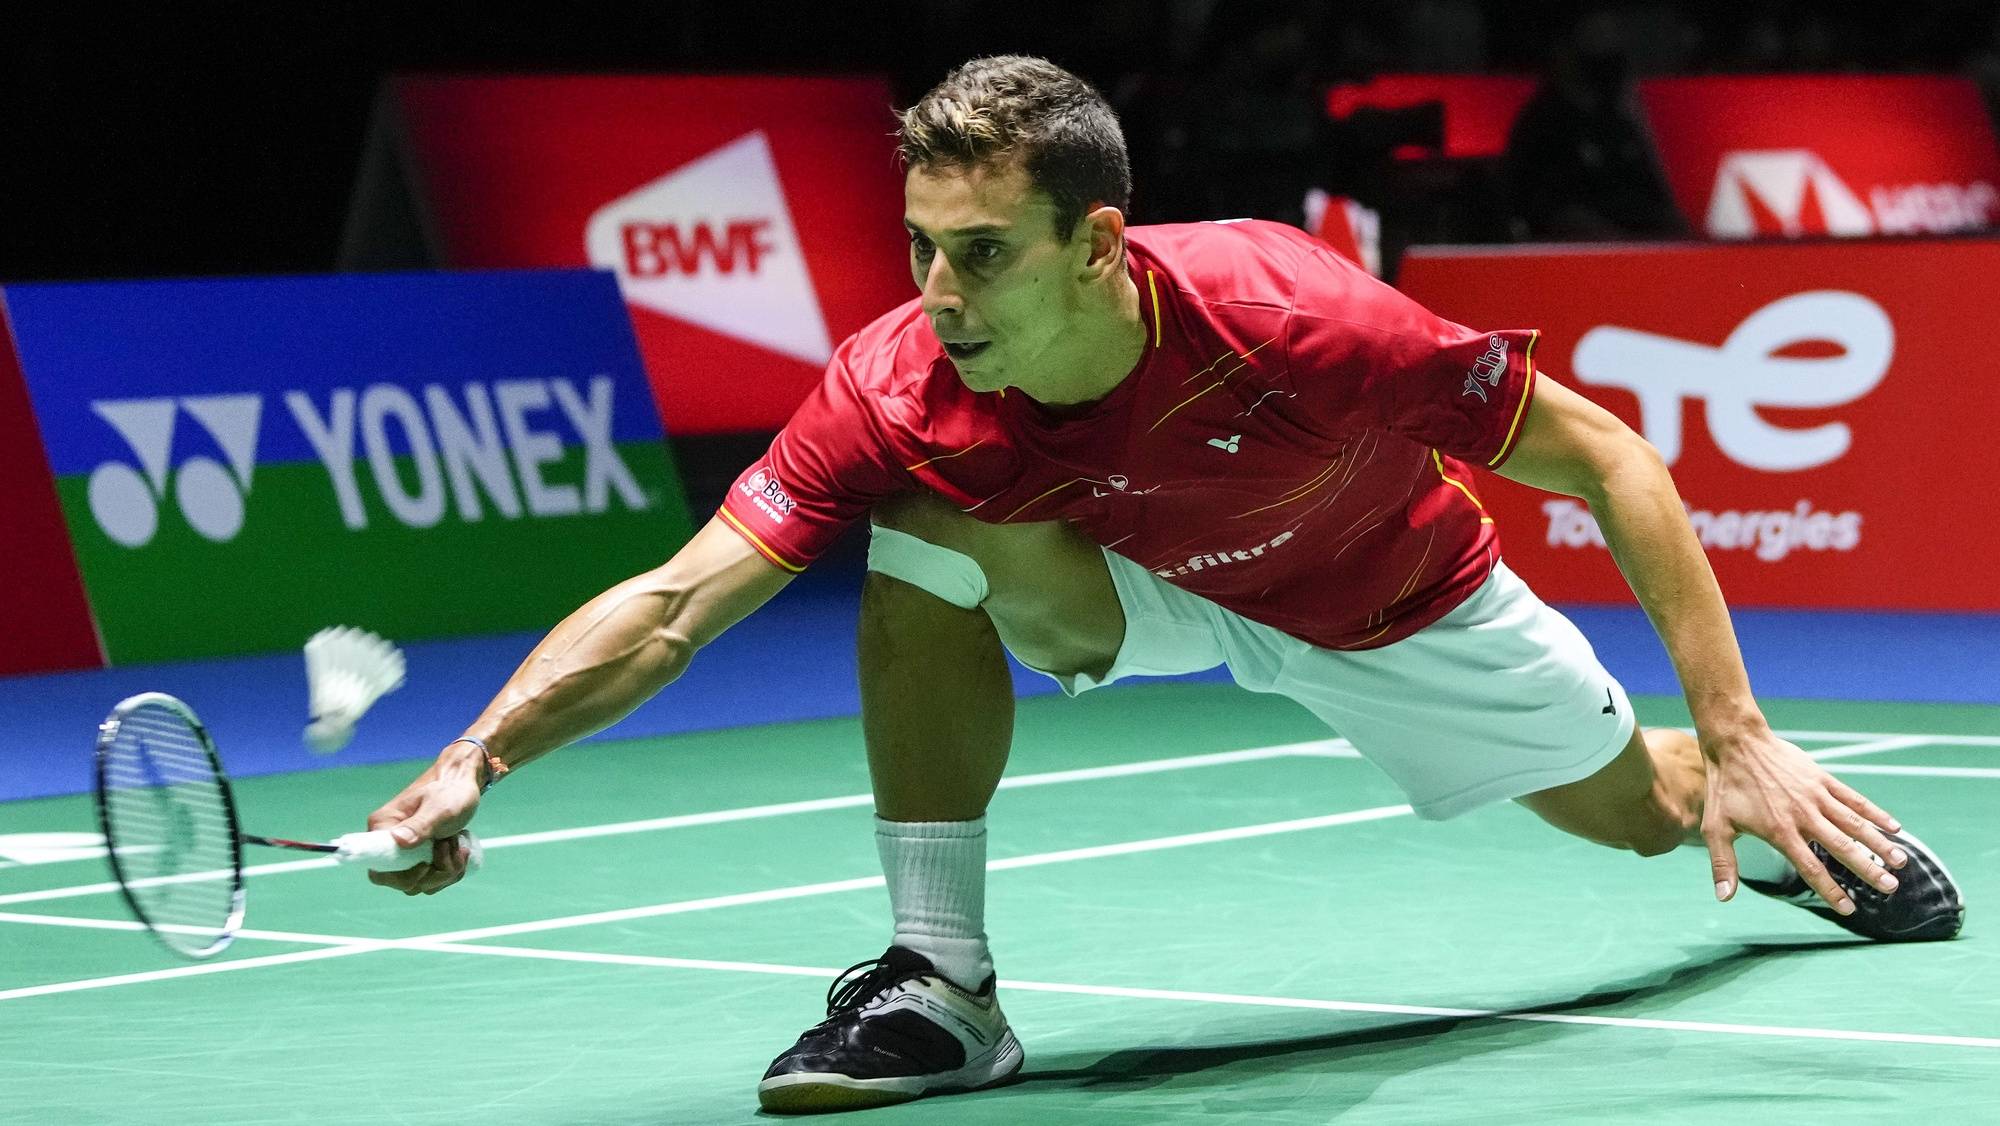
1460, 335, 1509, 402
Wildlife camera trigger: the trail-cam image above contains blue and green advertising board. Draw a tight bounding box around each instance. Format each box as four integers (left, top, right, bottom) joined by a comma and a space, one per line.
6, 269, 695, 663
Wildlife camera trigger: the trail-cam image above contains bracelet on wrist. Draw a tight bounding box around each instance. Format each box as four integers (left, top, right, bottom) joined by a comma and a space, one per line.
447, 736, 509, 793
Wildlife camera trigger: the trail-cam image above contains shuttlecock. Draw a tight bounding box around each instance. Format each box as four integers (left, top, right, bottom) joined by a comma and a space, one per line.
303, 626, 406, 754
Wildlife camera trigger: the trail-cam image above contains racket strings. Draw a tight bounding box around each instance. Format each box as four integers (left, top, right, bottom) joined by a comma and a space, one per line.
101, 706, 240, 955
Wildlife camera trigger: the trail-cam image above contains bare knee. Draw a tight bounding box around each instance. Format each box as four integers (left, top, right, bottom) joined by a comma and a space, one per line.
868, 493, 1123, 676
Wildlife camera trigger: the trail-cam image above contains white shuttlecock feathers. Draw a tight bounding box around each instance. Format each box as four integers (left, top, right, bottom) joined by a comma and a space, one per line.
303, 626, 406, 753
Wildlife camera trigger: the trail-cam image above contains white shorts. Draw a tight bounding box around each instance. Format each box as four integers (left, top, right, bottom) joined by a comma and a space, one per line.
1028, 555, 1637, 821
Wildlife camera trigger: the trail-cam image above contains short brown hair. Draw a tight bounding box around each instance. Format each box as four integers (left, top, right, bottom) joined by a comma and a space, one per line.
898, 56, 1133, 240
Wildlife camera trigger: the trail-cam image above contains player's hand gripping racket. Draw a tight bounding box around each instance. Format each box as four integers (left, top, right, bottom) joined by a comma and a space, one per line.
93, 691, 481, 959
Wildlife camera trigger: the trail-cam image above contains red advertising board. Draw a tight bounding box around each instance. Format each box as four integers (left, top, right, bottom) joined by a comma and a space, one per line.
0, 300, 104, 674
1638, 76, 2000, 239
391, 75, 913, 434
1326, 74, 1537, 160
1398, 239, 2000, 611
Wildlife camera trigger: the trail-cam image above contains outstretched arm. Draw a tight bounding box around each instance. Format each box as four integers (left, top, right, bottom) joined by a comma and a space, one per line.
366, 516, 795, 893
1495, 377, 1903, 909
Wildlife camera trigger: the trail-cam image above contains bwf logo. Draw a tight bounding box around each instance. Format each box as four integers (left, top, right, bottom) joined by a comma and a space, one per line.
88, 395, 261, 547
584, 131, 833, 366
86, 377, 649, 548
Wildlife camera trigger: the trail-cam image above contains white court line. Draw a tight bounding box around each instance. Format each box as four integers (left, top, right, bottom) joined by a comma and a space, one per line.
392, 944, 2000, 1049
0, 742, 1350, 908
9, 916, 1995, 1052
1806, 736, 1932, 763
0, 727, 1968, 911
0, 804, 1413, 1002
1778, 730, 2000, 747
412, 804, 1415, 947
1829, 764, 2000, 780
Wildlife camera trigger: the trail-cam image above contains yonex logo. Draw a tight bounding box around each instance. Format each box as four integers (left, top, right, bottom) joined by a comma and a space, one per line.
1573, 291, 1893, 471
88, 394, 262, 547
585, 131, 833, 365
87, 378, 648, 548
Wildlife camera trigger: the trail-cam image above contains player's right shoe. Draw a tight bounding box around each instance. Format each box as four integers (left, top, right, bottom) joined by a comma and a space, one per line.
757, 945, 1024, 1114
1743, 828, 1964, 942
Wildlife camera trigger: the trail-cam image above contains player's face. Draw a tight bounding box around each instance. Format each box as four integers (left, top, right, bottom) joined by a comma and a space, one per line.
904, 159, 1093, 394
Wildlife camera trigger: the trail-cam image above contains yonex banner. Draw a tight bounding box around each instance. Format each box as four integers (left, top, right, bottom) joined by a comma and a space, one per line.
381, 74, 912, 434
1398, 239, 2000, 611
6, 270, 695, 663
1637, 76, 2000, 240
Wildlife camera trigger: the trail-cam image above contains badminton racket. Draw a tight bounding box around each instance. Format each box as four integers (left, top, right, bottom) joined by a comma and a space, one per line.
93, 691, 480, 959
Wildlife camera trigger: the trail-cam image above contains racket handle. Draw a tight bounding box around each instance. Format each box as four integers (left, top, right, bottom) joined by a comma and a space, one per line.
329, 829, 484, 873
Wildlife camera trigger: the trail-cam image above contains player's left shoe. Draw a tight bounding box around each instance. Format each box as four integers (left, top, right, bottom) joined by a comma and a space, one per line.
757, 945, 1023, 1114
1743, 828, 1964, 942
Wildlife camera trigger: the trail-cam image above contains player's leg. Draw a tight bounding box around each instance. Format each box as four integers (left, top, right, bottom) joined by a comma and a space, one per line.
1513, 725, 1701, 857
761, 494, 1125, 1113
1516, 723, 1964, 941
1267, 560, 1960, 941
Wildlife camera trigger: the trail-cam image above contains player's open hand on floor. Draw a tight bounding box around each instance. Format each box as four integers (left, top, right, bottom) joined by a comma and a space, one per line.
1700, 725, 1907, 914
365, 742, 484, 896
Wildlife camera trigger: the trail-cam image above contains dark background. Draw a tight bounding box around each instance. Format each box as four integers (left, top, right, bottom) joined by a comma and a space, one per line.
5, 1, 2000, 284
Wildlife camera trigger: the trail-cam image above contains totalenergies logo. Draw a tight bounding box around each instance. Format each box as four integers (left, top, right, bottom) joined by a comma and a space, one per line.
1706, 149, 1999, 239
1572, 291, 1892, 472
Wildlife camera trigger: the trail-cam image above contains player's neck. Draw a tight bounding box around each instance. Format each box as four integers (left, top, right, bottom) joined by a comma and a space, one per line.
1027, 268, 1146, 409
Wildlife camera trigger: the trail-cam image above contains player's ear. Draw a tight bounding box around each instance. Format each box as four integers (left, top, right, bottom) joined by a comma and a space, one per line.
1079, 203, 1126, 280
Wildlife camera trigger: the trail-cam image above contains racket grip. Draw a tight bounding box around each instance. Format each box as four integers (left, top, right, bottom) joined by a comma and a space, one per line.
330, 829, 484, 873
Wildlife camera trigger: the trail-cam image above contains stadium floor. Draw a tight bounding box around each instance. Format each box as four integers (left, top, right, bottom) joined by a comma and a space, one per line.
3, 684, 1995, 1124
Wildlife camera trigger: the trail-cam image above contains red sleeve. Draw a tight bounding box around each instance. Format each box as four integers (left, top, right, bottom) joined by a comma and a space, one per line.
717, 340, 909, 572
1284, 247, 1539, 468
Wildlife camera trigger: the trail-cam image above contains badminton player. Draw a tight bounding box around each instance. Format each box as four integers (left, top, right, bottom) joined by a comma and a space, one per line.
362, 55, 1964, 1115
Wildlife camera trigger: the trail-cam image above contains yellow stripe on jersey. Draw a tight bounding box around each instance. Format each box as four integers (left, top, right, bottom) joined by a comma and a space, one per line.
905, 440, 988, 473
1147, 270, 1162, 349
1002, 477, 1086, 523
1147, 337, 1276, 433
1431, 448, 1490, 519
1487, 330, 1540, 468
1230, 457, 1344, 519
718, 507, 806, 574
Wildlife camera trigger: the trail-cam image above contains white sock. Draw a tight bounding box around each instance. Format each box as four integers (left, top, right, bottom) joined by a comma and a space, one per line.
875, 816, 994, 990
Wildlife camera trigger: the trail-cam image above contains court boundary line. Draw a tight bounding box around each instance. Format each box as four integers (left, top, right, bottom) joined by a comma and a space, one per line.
0, 726, 1969, 907
0, 803, 1414, 1001
4, 912, 1994, 1051
0, 741, 1357, 907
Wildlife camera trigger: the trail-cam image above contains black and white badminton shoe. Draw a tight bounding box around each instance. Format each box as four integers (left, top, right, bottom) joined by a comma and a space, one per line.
1744, 828, 1964, 942
758, 945, 1024, 1114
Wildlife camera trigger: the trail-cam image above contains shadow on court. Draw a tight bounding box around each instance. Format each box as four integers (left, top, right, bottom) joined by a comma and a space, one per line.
1014, 938, 1867, 1109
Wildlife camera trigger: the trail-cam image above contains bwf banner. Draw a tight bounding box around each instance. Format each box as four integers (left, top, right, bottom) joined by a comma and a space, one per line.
1398, 239, 2000, 611
5, 270, 696, 663
381, 75, 913, 434
1638, 76, 2000, 239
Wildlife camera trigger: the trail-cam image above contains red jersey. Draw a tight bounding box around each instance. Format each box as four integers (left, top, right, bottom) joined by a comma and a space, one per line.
719, 220, 1538, 650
